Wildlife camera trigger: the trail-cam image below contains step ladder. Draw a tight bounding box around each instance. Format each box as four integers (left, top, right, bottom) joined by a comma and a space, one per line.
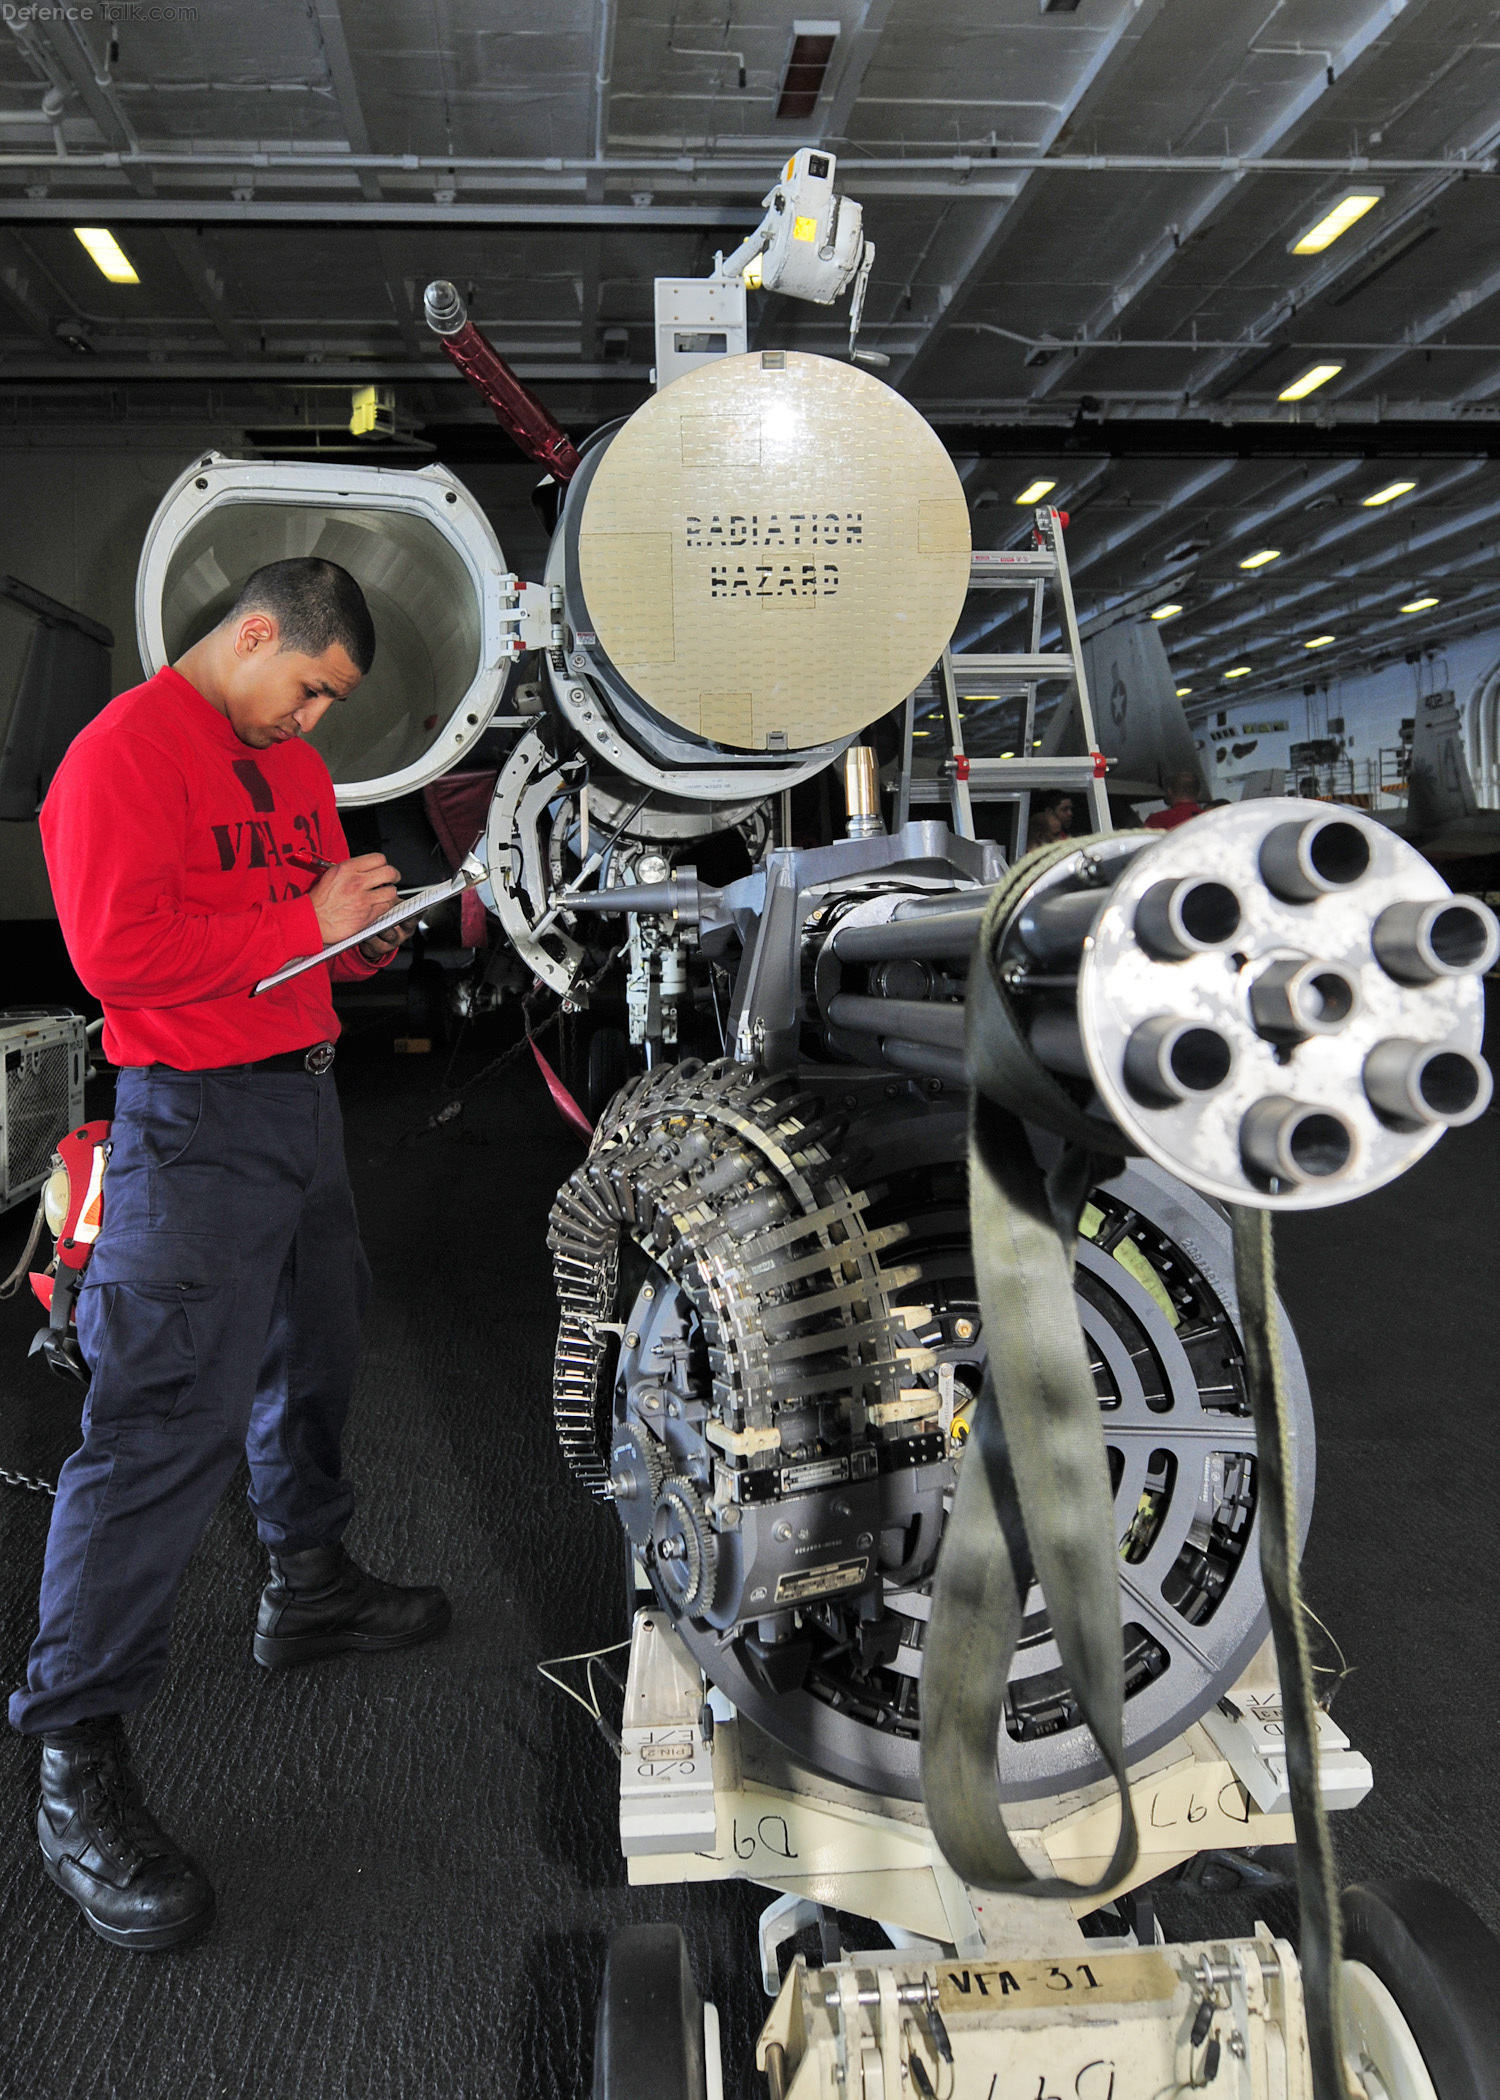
895, 507, 1113, 844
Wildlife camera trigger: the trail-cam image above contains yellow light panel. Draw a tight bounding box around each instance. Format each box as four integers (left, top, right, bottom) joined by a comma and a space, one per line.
1291, 191, 1382, 255
1279, 361, 1344, 401
1224, 666, 1252, 680
74, 227, 138, 284
1304, 634, 1336, 649
1014, 478, 1056, 505
1175, 686, 1192, 697
1151, 603, 1183, 621
1363, 480, 1417, 507
1239, 549, 1280, 570
1400, 595, 1439, 613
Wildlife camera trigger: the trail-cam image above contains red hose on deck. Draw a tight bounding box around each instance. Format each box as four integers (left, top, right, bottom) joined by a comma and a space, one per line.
425, 280, 581, 483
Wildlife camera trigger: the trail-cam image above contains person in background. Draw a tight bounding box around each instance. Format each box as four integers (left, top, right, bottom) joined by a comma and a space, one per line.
12, 556, 451, 1955
1144, 770, 1205, 832
1025, 791, 1075, 852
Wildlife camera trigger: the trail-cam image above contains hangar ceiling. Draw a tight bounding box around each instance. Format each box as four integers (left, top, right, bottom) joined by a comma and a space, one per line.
0, 0, 1496, 701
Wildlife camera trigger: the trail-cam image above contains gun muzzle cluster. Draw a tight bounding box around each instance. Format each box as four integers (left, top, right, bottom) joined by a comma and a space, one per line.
812, 802, 1496, 1209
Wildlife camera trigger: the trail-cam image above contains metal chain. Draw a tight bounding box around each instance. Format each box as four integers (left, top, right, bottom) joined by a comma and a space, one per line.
1, 1462, 56, 1499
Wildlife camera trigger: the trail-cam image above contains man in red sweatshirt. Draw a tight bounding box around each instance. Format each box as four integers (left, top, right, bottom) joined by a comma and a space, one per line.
1144, 769, 1205, 832
11, 555, 450, 1953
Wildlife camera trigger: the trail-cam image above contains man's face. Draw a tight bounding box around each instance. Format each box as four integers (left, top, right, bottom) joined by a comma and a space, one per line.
1054, 798, 1074, 831
220, 613, 363, 750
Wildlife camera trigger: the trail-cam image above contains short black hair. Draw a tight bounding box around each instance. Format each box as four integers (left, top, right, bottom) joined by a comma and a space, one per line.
227, 557, 376, 677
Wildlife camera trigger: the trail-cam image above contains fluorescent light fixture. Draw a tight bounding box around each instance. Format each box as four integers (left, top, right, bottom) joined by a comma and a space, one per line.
74, 227, 138, 284
1150, 603, 1183, 621
1363, 479, 1417, 507
1175, 686, 1193, 697
1291, 190, 1382, 256
1224, 666, 1252, 680
1400, 594, 1440, 613
1014, 478, 1056, 505
1239, 549, 1280, 570
1304, 634, 1336, 649
1279, 361, 1344, 401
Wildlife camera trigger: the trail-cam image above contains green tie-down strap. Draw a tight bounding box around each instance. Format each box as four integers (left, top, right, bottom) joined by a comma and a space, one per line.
960, 832, 1128, 1157
920, 844, 1141, 1897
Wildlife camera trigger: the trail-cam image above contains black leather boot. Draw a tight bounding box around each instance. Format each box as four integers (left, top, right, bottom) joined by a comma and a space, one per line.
36, 1716, 215, 1952
253, 1543, 451, 1669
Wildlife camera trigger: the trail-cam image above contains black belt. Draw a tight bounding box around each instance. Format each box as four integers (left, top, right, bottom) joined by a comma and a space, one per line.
142, 1042, 336, 1077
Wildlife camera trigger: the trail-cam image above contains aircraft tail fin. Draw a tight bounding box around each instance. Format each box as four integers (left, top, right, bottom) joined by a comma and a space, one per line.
1043, 618, 1201, 794
1407, 689, 1478, 834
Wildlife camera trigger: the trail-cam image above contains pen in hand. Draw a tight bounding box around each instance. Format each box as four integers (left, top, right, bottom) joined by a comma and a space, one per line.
288, 852, 422, 898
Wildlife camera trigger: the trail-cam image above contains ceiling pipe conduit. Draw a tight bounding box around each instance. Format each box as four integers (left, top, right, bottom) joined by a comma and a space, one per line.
953, 320, 1500, 359
0, 147, 1487, 178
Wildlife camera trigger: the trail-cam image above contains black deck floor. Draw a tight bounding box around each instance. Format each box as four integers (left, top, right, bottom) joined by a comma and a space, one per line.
2, 999, 1497, 2100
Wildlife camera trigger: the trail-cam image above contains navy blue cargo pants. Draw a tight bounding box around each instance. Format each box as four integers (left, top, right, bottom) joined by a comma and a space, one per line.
9, 1063, 368, 1736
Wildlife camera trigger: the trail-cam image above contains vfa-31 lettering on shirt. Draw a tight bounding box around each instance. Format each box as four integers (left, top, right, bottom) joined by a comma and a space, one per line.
208, 757, 324, 903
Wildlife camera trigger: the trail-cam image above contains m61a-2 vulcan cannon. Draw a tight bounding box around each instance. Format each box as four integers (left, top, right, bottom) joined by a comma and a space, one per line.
122, 151, 1500, 2098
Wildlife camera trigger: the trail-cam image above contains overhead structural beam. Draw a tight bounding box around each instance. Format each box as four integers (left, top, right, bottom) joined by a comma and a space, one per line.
819, 0, 901, 145
591, 0, 617, 167
1028, 0, 1426, 405
894, 0, 1171, 395
0, 198, 758, 228
995, 458, 1373, 649
1180, 549, 1500, 678
373, 234, 428, 358
1066, 459, 1239, 580
966, 459, 1240, 650
1187, 103, 1500, 401
577, 230, 603, 361
1176, 522, 1495, 672
309, 0, 380, 203
1187, 581, 1500, 689
1197, 458, 1369, 553
35, 16, 154, 198
159, 227, 253, 357
1180, 564, 1500, 698
963, 457, 1238, 651
1337, 256, 1500, 396
916, 418, 1500, 457
1218, 552, 1500, 656
0, 358, 653, 382
0, 227, 64, 350
1174, 458, 1492, 639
